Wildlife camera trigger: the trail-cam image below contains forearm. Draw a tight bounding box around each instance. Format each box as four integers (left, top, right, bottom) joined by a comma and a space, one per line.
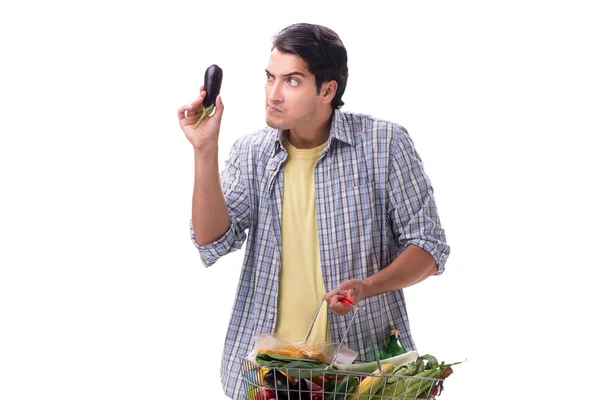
191, 145, 230, 246
363, 245, 438, 298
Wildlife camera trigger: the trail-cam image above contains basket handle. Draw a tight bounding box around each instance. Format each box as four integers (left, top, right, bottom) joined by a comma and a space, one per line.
304, 297, 367, 369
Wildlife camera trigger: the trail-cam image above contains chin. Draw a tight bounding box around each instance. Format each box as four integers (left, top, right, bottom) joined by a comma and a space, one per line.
266, 118, 287, 130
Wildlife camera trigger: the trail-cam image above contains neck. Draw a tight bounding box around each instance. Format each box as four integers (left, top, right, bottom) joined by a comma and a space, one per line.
287, 108, 334, 149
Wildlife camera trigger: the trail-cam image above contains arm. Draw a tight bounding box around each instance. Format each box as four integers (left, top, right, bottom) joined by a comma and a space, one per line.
179, 89, 250, 266
362, 244, 437, 296
191, 144, 230, 246
178, 89, 229, 245
189, 139, 251, 266
325, 245, 437, 315
326, 126, 449, 315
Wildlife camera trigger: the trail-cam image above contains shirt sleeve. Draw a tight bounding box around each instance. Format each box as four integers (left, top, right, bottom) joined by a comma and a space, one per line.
190, 138, 251, 267
386, 127, 450, 275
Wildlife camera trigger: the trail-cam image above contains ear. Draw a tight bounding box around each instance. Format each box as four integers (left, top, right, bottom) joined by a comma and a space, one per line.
320, 80, 338, 104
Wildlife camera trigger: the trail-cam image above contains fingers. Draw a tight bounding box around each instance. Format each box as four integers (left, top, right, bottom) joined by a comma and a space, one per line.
340, 279, 361, 292
330, 294, 345, 307
330, 297, 353, 316
176, 89, 223, 127
177, 104, 198, 124
324, 289, 352, 316
324, 289, 343, 303
325, 279, 367, 316
177, 91, 207, 121
178, 105, 197, 122
191, 91, 207, 110
339, 279, 363, 300
177, 105, 188, 121
213, 95, 224, 124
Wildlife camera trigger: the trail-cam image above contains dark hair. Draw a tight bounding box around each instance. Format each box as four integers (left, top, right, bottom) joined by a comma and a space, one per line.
272, 23, 349, 109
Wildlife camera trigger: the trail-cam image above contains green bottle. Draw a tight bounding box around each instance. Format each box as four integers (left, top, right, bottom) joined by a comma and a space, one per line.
380, 329, 407, 359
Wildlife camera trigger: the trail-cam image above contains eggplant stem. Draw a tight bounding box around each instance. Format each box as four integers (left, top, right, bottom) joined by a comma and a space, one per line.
193, 104, 215, 129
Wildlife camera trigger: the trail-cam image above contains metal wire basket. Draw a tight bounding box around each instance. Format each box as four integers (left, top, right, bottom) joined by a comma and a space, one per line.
240, 357, 444, 399
240, 299, 447, 400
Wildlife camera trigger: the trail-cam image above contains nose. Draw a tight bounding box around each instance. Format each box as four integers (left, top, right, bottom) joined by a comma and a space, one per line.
266, 80, 283, 104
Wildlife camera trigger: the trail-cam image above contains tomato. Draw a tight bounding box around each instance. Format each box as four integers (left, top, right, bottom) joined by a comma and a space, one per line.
311, 375, 324, 387
256, 388, 276, 400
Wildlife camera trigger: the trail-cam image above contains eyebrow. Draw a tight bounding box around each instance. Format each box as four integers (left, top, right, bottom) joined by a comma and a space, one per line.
265, 69, 306, 78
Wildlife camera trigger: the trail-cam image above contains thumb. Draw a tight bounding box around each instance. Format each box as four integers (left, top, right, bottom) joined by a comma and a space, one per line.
340, 279, 362, 294
213, 95, 224, 123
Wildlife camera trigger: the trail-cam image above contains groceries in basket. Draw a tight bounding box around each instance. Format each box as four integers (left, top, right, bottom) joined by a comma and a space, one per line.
243, 303, 464, 399
264, 369, 324, 400
249, 333, 359, 365
260, 343, 329, 363
245, 346, 464, 400
380, 329, 407, 358
247, 333, 357, 380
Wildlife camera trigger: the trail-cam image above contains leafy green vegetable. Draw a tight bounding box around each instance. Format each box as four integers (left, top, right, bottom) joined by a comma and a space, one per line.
255, 353, 333, 379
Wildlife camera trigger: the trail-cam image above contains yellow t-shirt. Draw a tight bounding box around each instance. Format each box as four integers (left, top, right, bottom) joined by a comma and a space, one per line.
274, 139, 330, 345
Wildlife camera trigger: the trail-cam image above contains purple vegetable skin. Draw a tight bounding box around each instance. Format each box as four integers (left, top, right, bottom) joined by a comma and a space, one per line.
194, 64, 223, 128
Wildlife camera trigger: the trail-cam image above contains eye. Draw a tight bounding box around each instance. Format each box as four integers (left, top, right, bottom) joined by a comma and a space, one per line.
288, 78, 299, 87
266, 73, 275, 82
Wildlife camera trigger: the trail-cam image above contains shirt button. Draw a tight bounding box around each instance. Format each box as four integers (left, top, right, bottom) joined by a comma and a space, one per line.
267, 314, 274, 320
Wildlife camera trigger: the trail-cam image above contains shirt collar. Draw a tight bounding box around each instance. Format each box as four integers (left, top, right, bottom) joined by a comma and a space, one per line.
328, 109, 354, 146
269, 109, 354, 156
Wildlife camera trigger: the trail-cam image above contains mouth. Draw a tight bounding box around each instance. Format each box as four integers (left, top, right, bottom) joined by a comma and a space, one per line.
267, 105, 282, 113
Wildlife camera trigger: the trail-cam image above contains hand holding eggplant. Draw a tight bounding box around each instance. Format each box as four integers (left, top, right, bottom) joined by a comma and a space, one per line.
177, 64, 224, 150
194, 64, 223, 128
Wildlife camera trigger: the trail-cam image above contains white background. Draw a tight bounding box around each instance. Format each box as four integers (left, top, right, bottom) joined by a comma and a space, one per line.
1, 1, 599, 399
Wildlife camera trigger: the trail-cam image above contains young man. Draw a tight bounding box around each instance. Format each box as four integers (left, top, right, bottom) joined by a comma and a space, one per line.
178, 23, 450, 399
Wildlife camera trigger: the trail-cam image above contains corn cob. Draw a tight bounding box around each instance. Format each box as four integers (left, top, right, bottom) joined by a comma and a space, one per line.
348, 363, 394, 400
379, 375, 408, 399
402, 368, 441, 399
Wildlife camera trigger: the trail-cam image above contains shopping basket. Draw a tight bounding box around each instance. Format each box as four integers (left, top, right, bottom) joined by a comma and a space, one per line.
240, 298, 447, 400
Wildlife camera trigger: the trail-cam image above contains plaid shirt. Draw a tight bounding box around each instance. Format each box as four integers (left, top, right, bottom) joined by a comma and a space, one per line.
190, 109, 450, 399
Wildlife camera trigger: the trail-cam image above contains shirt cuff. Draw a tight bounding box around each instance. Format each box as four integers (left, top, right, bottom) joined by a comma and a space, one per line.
401, 239, 450, 276
190, 220, 236, 267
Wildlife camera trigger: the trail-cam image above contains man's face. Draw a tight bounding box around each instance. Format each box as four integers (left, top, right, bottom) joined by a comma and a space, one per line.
265, 49, 321, 130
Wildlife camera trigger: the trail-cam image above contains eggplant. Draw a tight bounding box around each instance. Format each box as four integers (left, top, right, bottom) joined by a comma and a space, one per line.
296, 378, 322, 400
264, 369, 291, 400
285, 377, 322, 400
264, 369, 323, 400
193, 64, 223, 128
